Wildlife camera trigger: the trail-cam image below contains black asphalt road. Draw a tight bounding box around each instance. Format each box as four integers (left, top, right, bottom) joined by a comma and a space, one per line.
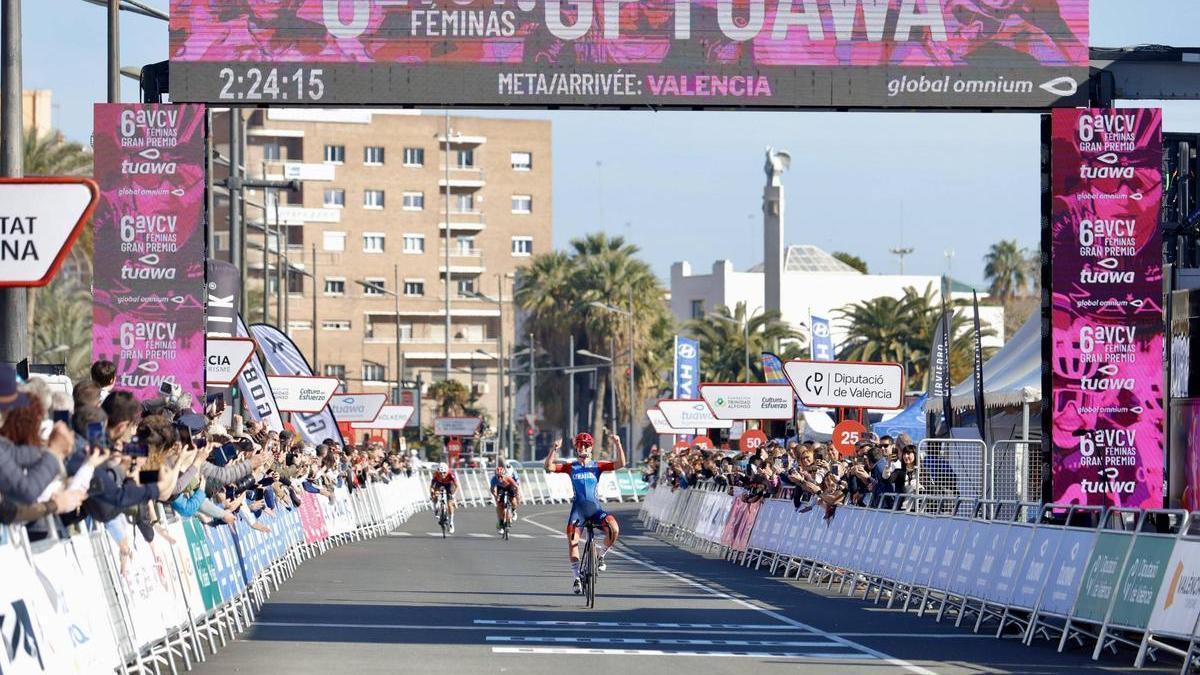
192, 503, 1172, 674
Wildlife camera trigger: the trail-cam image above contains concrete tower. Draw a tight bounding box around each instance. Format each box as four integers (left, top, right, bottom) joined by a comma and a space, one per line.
763, 147, 791, 315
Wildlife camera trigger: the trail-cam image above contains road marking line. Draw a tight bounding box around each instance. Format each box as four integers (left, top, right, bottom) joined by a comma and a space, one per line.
474, 620, 802, 630
492, 647, 872, 659
253, 622, 816, 635
521, 514, 937, 675
466, 533, 492, 538
486, 636, 844, 648
424, 532, 444, 537
508, 533, 534, 539
387, 532, 412, 537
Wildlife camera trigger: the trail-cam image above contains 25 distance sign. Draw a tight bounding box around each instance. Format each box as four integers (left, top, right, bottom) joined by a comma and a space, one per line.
782, 360, 905, 410
0, 179, 99, 287
699, 383, 794, 420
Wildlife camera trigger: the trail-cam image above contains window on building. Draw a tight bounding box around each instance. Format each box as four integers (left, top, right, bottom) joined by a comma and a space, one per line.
456, 148, 475, 169
324, 277, 345, 296
323, 144, 345, 163
322, 231, 346, 252
323, 188, 345, 208
691, 300, 704, 319
511, 236, 533, 256
402, 192, 424, 211
363, 189, 385, 209
322, 320, 351, 331
287, 320, 311, 332
363, 146, 385, 165
363, 233, 385, 253
324, 364, 346, 379
262, 142, 281, 161
403, 234, 425, 254
403, 147, 424, 166
457, 278, 477, 297
511, 195, 532, 214
362, 361, 386, 382
511, 151, 532, 171
404, 280, 425, 296
362, 278, 386, 296
454, 192, 474, 213
457, 236, 476, 255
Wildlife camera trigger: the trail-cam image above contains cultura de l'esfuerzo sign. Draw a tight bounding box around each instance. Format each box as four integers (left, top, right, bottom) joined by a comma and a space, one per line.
169, 0, 1089, 109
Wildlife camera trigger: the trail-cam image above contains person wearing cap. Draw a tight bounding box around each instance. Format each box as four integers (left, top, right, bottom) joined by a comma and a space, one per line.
0, 363, 68, 504
543, 430, 625, 595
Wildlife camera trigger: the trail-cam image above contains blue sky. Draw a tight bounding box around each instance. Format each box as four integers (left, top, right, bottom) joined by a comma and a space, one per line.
22, 0, 1200, 284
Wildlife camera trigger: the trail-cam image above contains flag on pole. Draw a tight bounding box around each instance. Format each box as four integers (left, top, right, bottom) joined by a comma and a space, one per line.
810, 314, 834, 361
972, 291, 987, 443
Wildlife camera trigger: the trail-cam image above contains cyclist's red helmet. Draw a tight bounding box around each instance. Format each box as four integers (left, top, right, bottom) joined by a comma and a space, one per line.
573, 432, 594, 447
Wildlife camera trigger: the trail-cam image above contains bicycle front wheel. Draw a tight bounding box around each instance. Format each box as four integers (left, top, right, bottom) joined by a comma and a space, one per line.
586, 534, 598, 608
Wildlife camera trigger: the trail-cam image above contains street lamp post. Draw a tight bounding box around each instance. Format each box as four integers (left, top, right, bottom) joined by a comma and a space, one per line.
357, 271, 403, 447
575, 347, 615, 452
463, 286, 505, 458
588, 297, 636, 451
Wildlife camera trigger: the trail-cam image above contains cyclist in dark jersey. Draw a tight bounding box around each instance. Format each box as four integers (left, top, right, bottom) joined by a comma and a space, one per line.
490, 464, 521, 533
543, 431, 625, 594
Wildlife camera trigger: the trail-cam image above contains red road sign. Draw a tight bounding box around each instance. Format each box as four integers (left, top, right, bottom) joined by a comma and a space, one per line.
832, 420, 869, 457
0, 178, 99, 288
739, 430, 768, 454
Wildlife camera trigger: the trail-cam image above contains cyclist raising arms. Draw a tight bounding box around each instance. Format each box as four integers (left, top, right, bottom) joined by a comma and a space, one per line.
429, 462, 458, 534
490, 463, 521, 533
544, 430, 625, 594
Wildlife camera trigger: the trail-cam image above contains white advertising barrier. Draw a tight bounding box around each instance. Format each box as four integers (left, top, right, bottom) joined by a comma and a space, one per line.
1147, 539, 1200, 638
782, 359, 905, 410
658, 399, 734, 430
162, 519, 208, 623
699, 383, 795, 420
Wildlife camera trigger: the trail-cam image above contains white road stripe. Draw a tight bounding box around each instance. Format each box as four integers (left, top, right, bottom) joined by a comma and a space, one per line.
387, 532, 412, 537
492, 647, 873, 659
474, 620, 803, 631
521, 514, 936, 675
466, 533, 492, 538
508, 533, 534, 539
487, 636, 845, 648
424, 532, 444, 537
253, 622, 815, 635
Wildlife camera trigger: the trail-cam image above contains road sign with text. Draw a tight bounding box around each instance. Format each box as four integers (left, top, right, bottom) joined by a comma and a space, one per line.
782, 360, 905, 410
0, 178, 99, 287
329, 393, 388, 424
205, 337, 256, 386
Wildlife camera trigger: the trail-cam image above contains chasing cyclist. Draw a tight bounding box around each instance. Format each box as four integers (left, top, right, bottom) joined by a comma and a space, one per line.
543, 430, 625, 595
490, 463, 521, 533
429, 462, 458, 534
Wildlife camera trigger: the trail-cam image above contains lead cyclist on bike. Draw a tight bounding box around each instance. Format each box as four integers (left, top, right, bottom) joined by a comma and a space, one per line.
490, 463, 521, 533
429, 462, 458, 534
543, 430, 625, 594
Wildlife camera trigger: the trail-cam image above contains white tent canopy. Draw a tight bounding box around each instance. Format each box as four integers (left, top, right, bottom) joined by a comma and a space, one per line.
925, 314, 1041, 414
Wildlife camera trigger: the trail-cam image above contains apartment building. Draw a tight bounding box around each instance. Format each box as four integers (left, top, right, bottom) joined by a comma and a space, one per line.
212, 109, 552, 436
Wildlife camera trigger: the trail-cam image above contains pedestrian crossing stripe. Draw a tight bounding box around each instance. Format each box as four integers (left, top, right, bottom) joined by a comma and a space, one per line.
475, 620, 803, 630
492, 647, 877, 660
487, 636, 846, 648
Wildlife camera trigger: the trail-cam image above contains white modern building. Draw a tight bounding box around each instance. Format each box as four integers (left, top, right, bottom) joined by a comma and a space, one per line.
669, 244, 1005, 351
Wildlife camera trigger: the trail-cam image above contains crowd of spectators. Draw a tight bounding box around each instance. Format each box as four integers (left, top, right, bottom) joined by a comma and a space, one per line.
643, 433, 958, 517
0, 360, 415, 566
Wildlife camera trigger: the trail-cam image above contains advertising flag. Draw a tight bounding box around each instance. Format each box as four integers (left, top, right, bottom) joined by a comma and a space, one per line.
673, 336, 700, 400
972, 291, 987, 443
1049, 108, 1164, 509
761, 352, 786, 384
249, 323, 345, 446
92, 103, 207, 404
810, 314, 834, 361
928, 306, 953, 433
235, 316, 284, 432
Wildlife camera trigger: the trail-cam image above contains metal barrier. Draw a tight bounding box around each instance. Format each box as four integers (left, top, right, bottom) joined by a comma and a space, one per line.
639, 486, 1200, 672
918, 438, 987, 515
992, 440, 1042, 504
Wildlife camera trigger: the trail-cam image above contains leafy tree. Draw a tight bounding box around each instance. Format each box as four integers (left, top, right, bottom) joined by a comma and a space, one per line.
836, 284, 996, 387
515, 233, 673, 445
984, 239, 1032, 301
684, 302, 805, 382
426, 379, 475, 417
832, 251, 868, 274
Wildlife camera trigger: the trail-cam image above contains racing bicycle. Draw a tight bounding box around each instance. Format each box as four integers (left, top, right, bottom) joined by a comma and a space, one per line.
433, 487, 451, 538
497, 491, 515, 541
578, 520, 599, 608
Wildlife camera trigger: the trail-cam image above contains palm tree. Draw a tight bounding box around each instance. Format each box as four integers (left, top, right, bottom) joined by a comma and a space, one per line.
684, 302, 805, 382
836, 284, 995, 388
515, 233, 673, 446
426, 379, 474, 417
984, 240, 1031, 301
25, 128, 94, 369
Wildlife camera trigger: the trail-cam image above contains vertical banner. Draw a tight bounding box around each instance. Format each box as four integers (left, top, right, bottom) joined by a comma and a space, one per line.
672, 335, 699, 399
928, 306, 954, 432
810, 314, 834, 361
249, 323, 345, 446
972, 291, 988, 443
1050, 108, 1164, 509
760, 352, 786, 384
92, 104, 207, 404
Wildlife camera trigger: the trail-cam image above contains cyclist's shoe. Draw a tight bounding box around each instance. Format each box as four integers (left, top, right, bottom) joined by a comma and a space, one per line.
449, 522, 456, 534
497, 523, 504, 534
598, 557, 607, 572
511, 511, 519, 522
572, 577, 583, 595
